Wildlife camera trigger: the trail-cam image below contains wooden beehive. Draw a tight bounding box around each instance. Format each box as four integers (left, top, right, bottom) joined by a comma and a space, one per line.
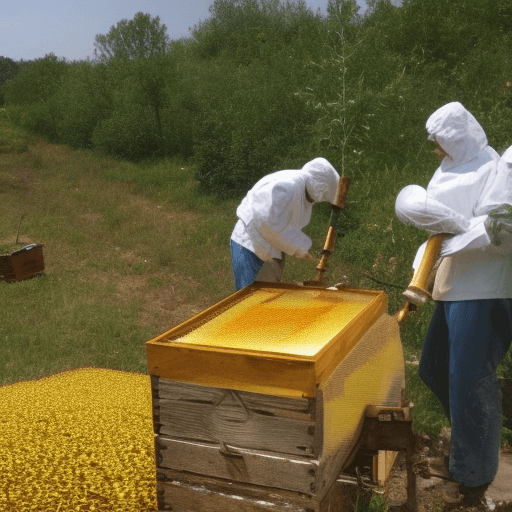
0, 243, 44, 283
146, 282, 405, 512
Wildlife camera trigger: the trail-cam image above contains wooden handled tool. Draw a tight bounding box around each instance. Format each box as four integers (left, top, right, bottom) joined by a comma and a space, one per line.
396, 233, 449, 324
304, 176, 351, 287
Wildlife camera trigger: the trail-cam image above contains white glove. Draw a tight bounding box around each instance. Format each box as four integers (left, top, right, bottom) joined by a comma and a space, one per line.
484, 204, 512, 245
412, 242, 427, 270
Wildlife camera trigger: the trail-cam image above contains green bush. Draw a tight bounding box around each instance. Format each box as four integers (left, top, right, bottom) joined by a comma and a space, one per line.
0, 56, 21, 106
92, 104, 160, 161
55, 62, 112, 149
2, 54, 69, 140
194, 61, 316, 196
7, 102, 59, 141
2, 54, 68, 106
192, 0, 324, 65
3, 0, 512, 193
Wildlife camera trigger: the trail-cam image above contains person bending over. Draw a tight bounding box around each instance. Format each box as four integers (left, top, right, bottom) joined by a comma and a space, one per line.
231, 157, 339, 290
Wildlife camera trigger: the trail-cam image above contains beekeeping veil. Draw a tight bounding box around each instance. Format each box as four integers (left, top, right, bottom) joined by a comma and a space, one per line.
302, 158, 340, 204
426, 101, 488, 170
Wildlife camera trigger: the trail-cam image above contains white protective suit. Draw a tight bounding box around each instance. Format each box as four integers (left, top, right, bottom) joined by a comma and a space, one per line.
231, 158, 340, 261
395, 101, 512, 300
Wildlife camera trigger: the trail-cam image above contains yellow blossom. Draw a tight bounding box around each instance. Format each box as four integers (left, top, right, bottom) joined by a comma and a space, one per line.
0, 368, 158, 511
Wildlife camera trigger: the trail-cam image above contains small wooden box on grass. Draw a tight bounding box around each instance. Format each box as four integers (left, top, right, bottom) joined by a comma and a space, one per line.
0, 243, 44, 283
146, 282, 405, 512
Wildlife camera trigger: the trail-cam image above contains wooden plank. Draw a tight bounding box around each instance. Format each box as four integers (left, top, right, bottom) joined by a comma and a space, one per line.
147, 341, 318, 397
365, 405, 410, 420
156, 467, 319, 512
157, 379, 314, 421
359, 416, 414, 452
151, 379, 317, 457
156, 435, 317, 495
156, 467, 354, 512
359, 414, 417, 511
377, 450, 398, 485
155, 399, 316, 456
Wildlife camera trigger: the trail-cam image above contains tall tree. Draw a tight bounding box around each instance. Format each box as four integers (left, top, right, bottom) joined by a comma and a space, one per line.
94, 12, 170, 62
327, 0, 361, 29
93, 12, 171, 147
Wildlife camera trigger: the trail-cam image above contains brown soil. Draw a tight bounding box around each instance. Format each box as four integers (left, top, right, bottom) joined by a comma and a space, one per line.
380, 432, 512, 512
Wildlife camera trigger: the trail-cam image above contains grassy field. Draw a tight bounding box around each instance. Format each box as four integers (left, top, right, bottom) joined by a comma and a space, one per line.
0, 111, 234, 385
2, 108, 511, 444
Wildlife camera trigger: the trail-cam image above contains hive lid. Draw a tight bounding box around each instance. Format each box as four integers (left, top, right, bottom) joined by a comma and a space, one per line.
146, 282, 388, 397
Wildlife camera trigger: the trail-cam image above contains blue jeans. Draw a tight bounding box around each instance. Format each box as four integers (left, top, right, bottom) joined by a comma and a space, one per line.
419, 299, 512, 487
230, 240, 264, 291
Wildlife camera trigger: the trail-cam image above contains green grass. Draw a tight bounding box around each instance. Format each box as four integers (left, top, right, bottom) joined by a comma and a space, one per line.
0, 110, 235, 385
3, 109, 509, 449
354, 492, 389, 512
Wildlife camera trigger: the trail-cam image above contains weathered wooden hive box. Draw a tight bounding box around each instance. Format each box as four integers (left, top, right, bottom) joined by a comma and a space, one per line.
0, 243, 44, 283
146, 282, 405, 512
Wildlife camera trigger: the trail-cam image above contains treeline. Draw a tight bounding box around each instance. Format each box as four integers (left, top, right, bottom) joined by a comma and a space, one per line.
2, 0, 512, 196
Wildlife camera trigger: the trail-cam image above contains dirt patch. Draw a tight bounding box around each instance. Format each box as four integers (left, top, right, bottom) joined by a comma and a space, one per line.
79, 213, 102, 223
382, 432, 512, 511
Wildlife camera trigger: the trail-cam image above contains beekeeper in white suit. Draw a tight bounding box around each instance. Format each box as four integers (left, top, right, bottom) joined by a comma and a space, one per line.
231, 157, 340, 290
395, 101, 512, 508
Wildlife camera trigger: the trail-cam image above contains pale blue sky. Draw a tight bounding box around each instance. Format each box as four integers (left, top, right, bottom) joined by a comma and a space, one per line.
1, 0, 369, 62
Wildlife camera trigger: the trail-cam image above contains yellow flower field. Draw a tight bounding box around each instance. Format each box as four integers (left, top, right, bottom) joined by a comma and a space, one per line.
0, 368, 158, 511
